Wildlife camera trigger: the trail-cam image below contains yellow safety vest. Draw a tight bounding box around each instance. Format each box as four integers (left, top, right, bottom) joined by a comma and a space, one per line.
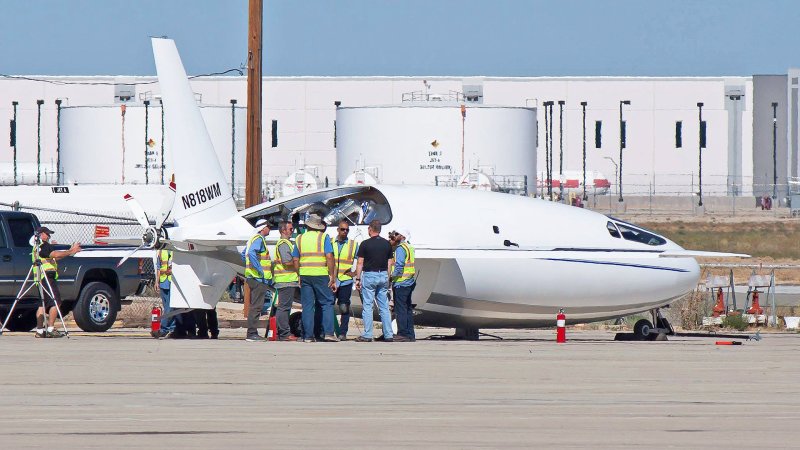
244, 234, 273, 280
333, 239, 357, 282
392, 242, 415, 283
297, 230, 329, 276
158, 249, 173, 284
273, 238, 299, 283
32, 243, 58, 281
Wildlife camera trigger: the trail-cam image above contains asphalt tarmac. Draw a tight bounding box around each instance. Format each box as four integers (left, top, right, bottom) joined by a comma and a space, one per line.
0, 328, 797, 449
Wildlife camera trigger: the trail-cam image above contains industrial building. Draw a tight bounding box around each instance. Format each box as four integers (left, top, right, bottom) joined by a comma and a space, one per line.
1, 70, 798, 199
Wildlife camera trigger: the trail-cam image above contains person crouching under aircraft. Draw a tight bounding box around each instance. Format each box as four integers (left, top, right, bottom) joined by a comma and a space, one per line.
353, 220, 394, 342
390, 227, 416, 342
241, 219, 274, 342
291, 213, 338, 342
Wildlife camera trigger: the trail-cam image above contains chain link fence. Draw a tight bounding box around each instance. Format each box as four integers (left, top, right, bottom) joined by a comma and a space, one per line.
0, 200, 155, 278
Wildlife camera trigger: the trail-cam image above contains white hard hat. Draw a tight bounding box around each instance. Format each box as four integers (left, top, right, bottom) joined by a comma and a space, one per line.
255, 218, 269, 228
394, 227, 411, 242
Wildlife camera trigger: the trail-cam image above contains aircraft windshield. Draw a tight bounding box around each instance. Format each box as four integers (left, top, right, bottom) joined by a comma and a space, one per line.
244, 186, 392, 228
605, 216, 666, 246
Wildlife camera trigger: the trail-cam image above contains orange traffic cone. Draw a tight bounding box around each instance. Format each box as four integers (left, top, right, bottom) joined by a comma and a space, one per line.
712, 288, 726, 317
747, 291, 764, 315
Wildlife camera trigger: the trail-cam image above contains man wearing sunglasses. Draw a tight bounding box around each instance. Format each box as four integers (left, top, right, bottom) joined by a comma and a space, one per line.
332, 220, 359, 340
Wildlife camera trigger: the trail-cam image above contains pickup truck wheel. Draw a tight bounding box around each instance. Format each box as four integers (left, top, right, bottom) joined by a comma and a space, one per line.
73, 282, 119, 332
5, 310, 37, 332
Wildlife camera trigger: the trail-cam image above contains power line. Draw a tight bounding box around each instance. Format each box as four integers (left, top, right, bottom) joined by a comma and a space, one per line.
0, 68, 244, 86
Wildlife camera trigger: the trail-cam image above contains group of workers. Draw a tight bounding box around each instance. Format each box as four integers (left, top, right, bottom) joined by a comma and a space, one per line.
241, 214, 417, 342
155, 215, 417, 342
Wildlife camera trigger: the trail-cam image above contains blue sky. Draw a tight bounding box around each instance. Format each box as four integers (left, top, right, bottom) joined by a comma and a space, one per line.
2, 0, 799, 76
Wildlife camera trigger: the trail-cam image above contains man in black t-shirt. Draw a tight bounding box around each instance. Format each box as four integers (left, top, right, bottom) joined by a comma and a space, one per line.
34, 227, 81, 338
353, 220, 394, 342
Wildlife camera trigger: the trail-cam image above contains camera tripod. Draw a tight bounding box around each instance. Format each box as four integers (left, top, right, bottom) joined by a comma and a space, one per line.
0, 253, 69, 338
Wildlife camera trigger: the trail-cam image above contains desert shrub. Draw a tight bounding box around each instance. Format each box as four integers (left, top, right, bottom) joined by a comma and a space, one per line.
721, 314, 749, 331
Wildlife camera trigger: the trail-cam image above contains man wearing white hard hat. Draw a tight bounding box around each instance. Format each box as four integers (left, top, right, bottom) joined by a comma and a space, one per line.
390, 227, 416, 342
240, 218, 273, 341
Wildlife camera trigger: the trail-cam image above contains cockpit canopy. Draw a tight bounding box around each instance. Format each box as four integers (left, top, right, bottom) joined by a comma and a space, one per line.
605, 217, 666, 246
244, 186, 392, 229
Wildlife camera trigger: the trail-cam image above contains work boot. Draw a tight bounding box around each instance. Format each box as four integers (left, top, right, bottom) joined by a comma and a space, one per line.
34, 329, 47, 339
354, 336, 373, 342
246, 335, 265, 342
278, 335, 298, 342
323, 335, 340, 342
46, 329, 65, 338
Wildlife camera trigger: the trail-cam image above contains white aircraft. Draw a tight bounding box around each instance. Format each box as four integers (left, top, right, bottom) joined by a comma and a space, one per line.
104, 38, 746, 340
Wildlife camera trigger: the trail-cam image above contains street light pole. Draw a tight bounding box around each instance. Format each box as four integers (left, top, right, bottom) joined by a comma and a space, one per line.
543, 101, 552, 199
772, 101, 778, 199
697, 102, 704, 207
618, 100, 630, 202
558, 100, 565, 200
548, 102, 554, 200
581, 101, 588, 200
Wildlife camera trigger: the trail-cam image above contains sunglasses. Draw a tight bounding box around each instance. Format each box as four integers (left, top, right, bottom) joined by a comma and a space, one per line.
338, 227, 349, 231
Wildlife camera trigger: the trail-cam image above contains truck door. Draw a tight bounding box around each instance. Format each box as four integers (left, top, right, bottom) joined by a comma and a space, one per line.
0, 219, 15, 297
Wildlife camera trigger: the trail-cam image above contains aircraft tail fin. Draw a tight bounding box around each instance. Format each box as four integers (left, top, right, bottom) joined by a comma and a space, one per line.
151, 38, 237, 227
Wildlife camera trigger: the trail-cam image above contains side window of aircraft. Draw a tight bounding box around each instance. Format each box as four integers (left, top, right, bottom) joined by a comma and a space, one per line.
615, 222, 666, 246
606, 221, 621, 238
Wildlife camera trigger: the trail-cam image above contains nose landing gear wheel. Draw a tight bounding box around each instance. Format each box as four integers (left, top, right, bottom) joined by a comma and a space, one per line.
633, 319, 656, 341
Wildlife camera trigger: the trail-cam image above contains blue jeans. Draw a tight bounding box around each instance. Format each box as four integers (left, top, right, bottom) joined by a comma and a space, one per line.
159, 287, 176, 333
360, 272, 392, 340
300, 276, 334, 339
393, 282, 415, 338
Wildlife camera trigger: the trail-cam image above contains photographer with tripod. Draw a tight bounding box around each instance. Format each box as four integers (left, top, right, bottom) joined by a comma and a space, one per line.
33, 227, 81, 338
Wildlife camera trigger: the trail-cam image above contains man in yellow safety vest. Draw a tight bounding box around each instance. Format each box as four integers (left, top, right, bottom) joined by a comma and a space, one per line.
291, 213, 337, 342
332, 219, 358, 340
390, 227, 416, 342
32, 226, 81, 338
241, 219, 273, 342
155, 244, 175, 338
273, 220, 299, 341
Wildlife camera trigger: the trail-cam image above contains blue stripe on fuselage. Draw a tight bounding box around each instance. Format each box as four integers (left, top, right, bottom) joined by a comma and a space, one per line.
540, 257, 690, 273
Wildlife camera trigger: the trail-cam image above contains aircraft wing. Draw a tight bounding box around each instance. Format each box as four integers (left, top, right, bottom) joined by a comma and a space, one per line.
95, 237, 143, 246
72, 248, 157, 259
184, 237, 249, 247
658, 250, 750, 258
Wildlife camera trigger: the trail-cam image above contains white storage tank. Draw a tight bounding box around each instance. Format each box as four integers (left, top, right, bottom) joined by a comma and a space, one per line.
282, 169, 321, 196
343, 168, 380, 186
335, 104, 537, 193
59, 104, 246, 187
456, 170, 499, 191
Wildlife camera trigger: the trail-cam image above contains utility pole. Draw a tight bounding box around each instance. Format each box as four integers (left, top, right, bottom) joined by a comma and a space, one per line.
246, 0, 263, 208
244, 0, 263, 315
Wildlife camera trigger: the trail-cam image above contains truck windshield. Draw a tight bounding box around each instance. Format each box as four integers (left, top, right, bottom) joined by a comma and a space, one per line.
7, 218, 34, 248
